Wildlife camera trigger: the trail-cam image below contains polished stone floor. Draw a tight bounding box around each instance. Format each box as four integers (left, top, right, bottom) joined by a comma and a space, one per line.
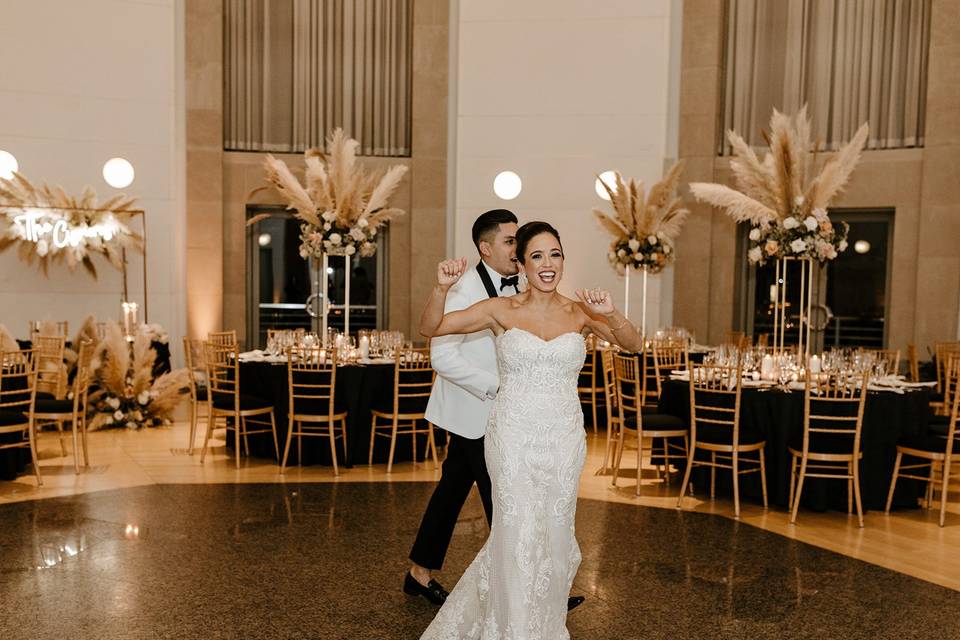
1, 482, 958, 639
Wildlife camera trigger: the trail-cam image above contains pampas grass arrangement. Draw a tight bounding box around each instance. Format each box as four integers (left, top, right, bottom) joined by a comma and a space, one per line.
87, 322, 189, 430
0, 172, 143, 277
593, 161, 690, 274
250, 128, 408, 258
689, 107, 867, 264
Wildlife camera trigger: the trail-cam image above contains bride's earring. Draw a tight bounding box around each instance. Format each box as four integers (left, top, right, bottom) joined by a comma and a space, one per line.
518, 271, 528, 291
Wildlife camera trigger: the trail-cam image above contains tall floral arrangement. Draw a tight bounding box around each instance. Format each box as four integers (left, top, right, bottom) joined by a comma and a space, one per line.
593, 161, 689, 274
86, 322, 189, 430
251, 128, 408, 258
689, 107, 867, 265
0, 172, 142, 277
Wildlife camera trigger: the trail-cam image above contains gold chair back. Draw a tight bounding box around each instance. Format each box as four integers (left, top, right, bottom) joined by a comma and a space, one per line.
182, 337, 206, 403
612, 352, 642, 419
0, 348, 36, 418
29, 320, 68, 338
287, 346, 338, 421
801, 370, 869, 452
208, 330, 238, 347
204, 341, 239, 409
392, 347, 434, 413
688, 362, 744, 444
33, 335, 67, 399
652, 342, 687, 399
907, 343, 920, 383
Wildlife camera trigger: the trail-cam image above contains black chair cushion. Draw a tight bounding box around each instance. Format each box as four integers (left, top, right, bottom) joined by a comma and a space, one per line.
927, 414, 952, 437
898, 434, 960, 455
624, 413, 686, 432
0, 411, 28, 427
34, 398, 73, 414
195, 387, 208, 402
212, 393, 272, 411
34, 391, 55, 401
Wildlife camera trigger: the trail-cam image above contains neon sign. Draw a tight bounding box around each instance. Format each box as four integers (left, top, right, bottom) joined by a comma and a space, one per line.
12, 208, 118, 249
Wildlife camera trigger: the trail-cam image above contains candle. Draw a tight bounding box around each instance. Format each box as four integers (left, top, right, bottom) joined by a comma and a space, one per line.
319, 349, 327, 365
121, 302, 138, 338
769, 284, 778, 303
760, 354, 774, 380
809, 354, 821, 374
359, 335, 369, 359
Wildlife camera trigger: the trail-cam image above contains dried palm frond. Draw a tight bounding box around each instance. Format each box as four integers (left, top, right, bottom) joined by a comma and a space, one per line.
251, 128, 407, 241
0, 171, 142, 277
593, 161, 691, 244
92, 322, 130, 397
688, 183, 777, 226
130, 332, 157, 395
147, 369, 191, 416
693, 108, 868, 224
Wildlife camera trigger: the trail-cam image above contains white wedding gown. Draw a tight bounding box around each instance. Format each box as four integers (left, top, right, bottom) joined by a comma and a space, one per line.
420, 327, 587, 640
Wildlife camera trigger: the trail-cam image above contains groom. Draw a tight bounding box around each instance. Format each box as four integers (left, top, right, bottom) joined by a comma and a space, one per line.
403, 209, 584, 612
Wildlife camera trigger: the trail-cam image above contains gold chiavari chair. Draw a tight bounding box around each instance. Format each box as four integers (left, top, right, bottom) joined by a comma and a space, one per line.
599, 348, 619, 473
29, 320, 69, 338
369, 347, 437, 473
652, 341, 688, 399
207, 330, 238, 347
886, 357, 960, 527
200, 342, 279, 468
788, 369, 870, 527
283, 346, 348, 474
639, 346, 660, 410
0, 349, 41, 485
723, 330, 745, 347
932, 342, 960, 416
677, 361, 767, 519
577, 335, 603, 433
755, 333, 769, 348
32, 334, 68, 456
32, 340, 95, 474
182, 337, 209, 454
907, 343, 920, 383
611, 352, 688, 494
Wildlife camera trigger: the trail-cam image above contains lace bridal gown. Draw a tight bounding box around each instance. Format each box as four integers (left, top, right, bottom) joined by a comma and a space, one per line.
420, 327, 587, 640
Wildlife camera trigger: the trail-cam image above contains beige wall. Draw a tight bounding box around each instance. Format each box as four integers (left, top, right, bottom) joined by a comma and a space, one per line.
185, 0, 449, 344
674, 0, 960, 353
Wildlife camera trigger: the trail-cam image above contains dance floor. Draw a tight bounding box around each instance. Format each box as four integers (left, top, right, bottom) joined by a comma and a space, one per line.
2, 480, 960, 639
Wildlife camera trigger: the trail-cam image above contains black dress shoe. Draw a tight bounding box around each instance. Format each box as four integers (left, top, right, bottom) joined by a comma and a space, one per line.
403, 572, 449, 605
567, 595, 585, 611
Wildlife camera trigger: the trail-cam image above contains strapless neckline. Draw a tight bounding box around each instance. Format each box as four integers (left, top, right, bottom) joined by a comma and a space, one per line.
499, 326, 585, 345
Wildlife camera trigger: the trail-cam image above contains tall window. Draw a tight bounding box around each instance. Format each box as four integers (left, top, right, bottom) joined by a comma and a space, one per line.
224, 0, 413, 156
722, 0, 930, 154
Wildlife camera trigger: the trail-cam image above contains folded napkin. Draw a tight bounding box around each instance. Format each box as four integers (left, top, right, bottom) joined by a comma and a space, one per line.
0, 324, 19, 352
238, 350, 266, 362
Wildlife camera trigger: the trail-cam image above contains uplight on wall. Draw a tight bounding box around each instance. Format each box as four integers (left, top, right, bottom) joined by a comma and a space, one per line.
0, 149, 18, 179
493, 171, 522, 200
595, 170, 617, 200
854, 240, 871, 254
102, 157, 135, 188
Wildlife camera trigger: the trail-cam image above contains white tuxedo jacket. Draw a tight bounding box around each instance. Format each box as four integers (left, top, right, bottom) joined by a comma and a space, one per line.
425, 263, 513, 439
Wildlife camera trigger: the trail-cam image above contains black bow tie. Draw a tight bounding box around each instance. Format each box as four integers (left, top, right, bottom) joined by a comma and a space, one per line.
500, 275, 519, 292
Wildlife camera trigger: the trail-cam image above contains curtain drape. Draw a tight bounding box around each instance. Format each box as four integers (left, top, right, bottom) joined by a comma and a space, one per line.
722, 0, 930, 154
224, 0, 413, 157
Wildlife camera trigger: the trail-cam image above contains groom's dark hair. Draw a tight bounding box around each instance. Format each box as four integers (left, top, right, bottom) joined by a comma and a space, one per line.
472, 209, 518, 252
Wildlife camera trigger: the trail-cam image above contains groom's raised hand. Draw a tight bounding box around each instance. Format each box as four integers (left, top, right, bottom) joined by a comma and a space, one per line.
437, 257, 468, 290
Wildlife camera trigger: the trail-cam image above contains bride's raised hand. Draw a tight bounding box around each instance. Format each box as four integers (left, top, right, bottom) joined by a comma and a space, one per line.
575, 288, 615, 317
437, 257, 468, 290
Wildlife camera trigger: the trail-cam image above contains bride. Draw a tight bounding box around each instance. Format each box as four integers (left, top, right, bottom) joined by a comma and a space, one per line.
418, 221, 643, 639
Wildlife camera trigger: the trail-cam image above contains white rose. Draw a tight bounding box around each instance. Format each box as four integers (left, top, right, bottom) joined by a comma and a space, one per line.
322, 211, 336, 222
783, 217, 799, 230
647, 235, 658, 245
748, 228, 761, 241
839, 239, 848, 251
137, 391, 150, 405
628, 238, 640, 252
329, 233, 342, 245
349, 227, 366, 243
804, 216, 818, 231
370, 227, 377, 236
812, 207, 828, 220
345, 244, 356, 256
323, 223, 331, 231
748, 246, 763, 263
113, 410, 124, 421
357, 218, 369, 228
794, 195, 805, 207
617, 248, 627, 257
633, 252, 642, 261
125, 421, 137, 430
299, 247, 309, 258
790, 239, 808, 253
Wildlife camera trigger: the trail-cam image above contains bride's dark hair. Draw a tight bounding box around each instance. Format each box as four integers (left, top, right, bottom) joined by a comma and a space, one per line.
515, 221, 563, 265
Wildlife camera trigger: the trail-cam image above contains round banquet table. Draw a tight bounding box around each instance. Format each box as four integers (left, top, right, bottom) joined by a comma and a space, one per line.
658, 378, 930, 511
233, 360, 443, 467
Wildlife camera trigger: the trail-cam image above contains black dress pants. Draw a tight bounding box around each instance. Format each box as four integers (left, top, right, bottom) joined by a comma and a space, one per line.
409, 432, 493, 570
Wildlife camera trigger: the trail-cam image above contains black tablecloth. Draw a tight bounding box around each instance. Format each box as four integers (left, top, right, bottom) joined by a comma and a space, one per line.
234, 361, 442, 467
658, 379, 929, 511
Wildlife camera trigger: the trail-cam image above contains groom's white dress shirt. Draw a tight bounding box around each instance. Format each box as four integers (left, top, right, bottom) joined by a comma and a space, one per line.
424, 261, 516, 440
